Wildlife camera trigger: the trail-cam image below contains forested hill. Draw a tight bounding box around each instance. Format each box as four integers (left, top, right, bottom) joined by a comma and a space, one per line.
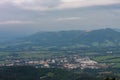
8, 28, 120, 48
0, 66, 118, 80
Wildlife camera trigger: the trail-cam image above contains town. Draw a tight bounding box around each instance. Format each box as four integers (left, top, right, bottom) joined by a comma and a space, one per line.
0, 55, 106, 69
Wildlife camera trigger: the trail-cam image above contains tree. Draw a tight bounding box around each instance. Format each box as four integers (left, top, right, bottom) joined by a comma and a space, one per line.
104, 77, 116, 80
104, 77, 110, 80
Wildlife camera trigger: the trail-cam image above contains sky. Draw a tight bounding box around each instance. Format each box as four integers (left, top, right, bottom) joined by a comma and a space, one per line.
0, 0, 120, 33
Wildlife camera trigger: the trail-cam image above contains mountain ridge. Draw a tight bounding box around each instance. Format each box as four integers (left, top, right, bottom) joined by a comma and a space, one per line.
5, 28, 120, 48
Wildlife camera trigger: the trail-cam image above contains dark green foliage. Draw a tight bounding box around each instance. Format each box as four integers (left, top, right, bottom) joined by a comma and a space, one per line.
0, 66, 39, 80
104, 77, 110, 80
0, 66, 119, 80
0, 66, 78, 80
104, 77, 116, 80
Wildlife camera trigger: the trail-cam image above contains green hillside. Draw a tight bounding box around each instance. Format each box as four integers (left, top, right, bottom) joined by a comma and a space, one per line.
1, 28, 120, 51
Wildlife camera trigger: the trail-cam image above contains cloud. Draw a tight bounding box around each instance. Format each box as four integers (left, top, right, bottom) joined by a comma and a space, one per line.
0, 0, 120, 32
0, 0, 120, 11
59, 0, 120, 9
0, 20, 34, 25
7, 0, 62, 11
56, 17, 81, 21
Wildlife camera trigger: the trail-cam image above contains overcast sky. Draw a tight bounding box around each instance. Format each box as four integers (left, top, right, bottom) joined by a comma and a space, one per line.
0, 0, 120, 33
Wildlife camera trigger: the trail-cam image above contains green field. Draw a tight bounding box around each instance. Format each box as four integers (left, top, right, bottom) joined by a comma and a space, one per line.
93, 55, 120, 68
0, 52, 11, 56
112, 63, 120, 68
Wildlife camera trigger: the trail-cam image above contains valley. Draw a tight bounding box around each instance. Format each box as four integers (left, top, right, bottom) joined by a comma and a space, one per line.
0, 28, 120, 80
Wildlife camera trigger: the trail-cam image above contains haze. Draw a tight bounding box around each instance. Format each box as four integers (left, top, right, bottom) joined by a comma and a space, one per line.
0, 0, 120, 34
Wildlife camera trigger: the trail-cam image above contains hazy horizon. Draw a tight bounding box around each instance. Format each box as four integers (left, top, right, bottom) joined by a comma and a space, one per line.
0, 0, 120, 34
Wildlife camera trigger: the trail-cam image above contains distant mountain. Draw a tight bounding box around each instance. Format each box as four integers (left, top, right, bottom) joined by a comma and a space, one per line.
2, 28, 120, 49
114, 29, 120, 32
0, 30, 33, 43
